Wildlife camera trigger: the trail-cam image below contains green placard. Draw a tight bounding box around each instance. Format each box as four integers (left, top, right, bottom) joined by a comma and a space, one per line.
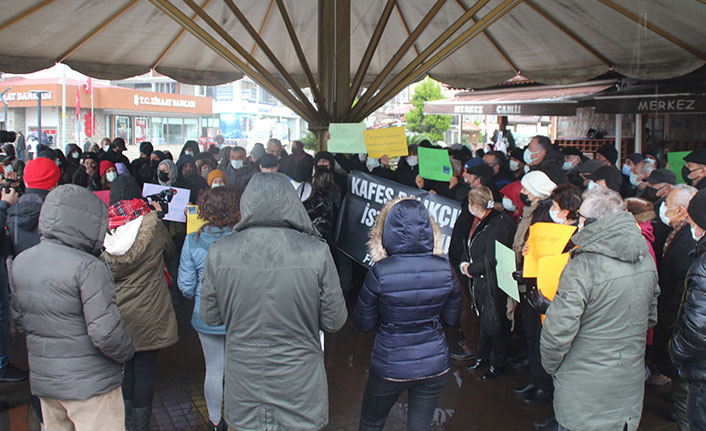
667, 151, 690, 184
327, 123, 367, 154
418, 146, 452, 182
495, 240, 520, 302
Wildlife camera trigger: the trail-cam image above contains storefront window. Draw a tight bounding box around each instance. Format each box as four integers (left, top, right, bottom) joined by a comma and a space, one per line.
135, 116, 149, 144
152, 117, 166, 145
184, 118, 198, 141
115, 116, 131, 144
167, 117, 183, 146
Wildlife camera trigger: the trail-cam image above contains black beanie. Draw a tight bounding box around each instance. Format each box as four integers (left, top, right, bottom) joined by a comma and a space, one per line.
596, 144, 618, 166
140, 141, 154, 157
688, 188, 706, 231
109, 175, 142, 206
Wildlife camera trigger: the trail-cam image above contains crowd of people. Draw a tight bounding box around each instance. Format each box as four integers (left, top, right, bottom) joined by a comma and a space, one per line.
0, 131, 704, 431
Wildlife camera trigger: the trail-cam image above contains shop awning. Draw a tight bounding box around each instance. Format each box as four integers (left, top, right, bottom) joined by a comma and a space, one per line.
594, 92, 706, 114
424, 80, 616, 116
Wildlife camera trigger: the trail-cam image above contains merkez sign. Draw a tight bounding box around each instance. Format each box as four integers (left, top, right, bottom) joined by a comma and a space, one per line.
334, 171, 461, 268
595, 95, 706, 114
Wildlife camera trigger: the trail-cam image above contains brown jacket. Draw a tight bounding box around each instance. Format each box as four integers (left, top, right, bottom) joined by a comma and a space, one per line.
103, 211, 178, 351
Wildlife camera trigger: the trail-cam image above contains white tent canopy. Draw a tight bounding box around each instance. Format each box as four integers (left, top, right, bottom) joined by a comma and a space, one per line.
0, 0, 704, 125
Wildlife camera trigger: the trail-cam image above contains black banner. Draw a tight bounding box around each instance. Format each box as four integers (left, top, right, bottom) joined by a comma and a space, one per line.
334, 171, 462, 268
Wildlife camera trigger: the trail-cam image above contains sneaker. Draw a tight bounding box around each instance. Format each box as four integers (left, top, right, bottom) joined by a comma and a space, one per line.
646, 372, 671, 387
0, 364, 29, 382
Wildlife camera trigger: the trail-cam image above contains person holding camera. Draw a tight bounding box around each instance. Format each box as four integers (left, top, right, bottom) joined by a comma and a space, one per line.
101, 175, 178, 431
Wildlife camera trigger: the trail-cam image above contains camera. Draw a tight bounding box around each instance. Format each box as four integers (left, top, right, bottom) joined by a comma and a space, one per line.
0, 131, 16, 144
144, 188, 176, 219
0, 173, 22, 194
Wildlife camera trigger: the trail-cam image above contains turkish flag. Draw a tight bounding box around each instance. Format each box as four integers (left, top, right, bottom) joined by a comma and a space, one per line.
83, 77, 92, 94
75, 84, 80, 120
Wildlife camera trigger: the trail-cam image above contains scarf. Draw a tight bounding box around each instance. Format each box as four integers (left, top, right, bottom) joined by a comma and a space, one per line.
108, 198, 151, 230
663, 219, 689, 258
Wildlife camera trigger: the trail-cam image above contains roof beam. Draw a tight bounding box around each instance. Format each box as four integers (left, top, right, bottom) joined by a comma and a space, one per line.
275, 0, 329, 122
250, 0, 275, 57
394, 3, 420, 56
151, 0, 211, 69
348, 0, 447, 120
56, 0, 140, 63
148, 0, 316, 123
349, 0, 397, 106
355, 0, 523, 121
597, 0, 706, 61
0, 0, 55, 33
526, 0, 612, 67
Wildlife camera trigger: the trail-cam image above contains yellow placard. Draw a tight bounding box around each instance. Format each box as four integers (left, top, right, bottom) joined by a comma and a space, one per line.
523, 222, 576, 278
363, 126, 409, 158
186, 205, 208, 235
538, 252, 571, 324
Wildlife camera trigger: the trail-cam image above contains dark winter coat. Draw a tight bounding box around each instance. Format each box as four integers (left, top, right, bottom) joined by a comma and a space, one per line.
174, 155, 208, 203
292, 152, 314, 183
395, 159, 419, 187
98, 149, 130, 168
353, 198, 462, 381
199, 173, 347, 430
10, 185, 134, 400
72, 165, 101, 189
670, 236, 706, 382
304, 187, 341, 243
2, 143, 25, 177
276, 150, 300, 180
6, 189, 49, 255
225, 161, 258, 193
530, 147, 568, 185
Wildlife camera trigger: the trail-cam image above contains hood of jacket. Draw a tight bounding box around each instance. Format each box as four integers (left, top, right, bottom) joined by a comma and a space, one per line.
368, 197, 443, 262
180, 140, 200, 157
235, 172, 316, 235
103, 211, 160, 264
8, 189, 49, 231
38, 185, 108, 256
192, 226, 232, 250
572, 211, 649, 263
158, 159, 178, 186
65, 143, 82, 159
176, 154, 197, 181
2, 143, 16, 160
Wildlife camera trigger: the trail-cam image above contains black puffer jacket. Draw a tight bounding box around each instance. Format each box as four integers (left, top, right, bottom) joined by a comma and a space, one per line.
670, 236, 706, 381
6, 189, 49, 255
304, 187, 341, 242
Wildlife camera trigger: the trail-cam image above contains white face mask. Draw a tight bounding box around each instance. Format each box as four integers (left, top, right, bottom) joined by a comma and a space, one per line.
406, 155, 418, 167
562, 161, 574, 171
185, 150, 194, 157
230, 159, 243, 170
523, 165, 530, 174
659, 202, 673, 226
366, 158, 380, 171
509, 160, 520, 172
358, 153, 367, 162
106, 171, 117, 182
211, 183, 224, 188
524, 149, 539, 165
577, 218, 585, 232
549, 208, 565, 224
587, 180, 600, 191
502, 197, 516, 212
692, 224, 705, 242
629, 173, 641, 187
71, 152, 80, 159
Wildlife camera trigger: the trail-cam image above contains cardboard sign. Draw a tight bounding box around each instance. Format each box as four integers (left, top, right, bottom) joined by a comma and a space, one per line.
523, 223, 576, 278
327, 123, 367, 154
495, 240, 520, 302
418, 146, 452, 182
538, 252, 571, 323
186, 205, 208, 234
142, 183, 190, 223
667, 151, 690, 184
93, 191, 110, 207
363, 126, 409, 158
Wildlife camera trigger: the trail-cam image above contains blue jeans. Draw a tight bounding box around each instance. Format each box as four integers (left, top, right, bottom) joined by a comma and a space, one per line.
0, 260, 9, 369
688, 380, 706, 430
359, 372, 447, 431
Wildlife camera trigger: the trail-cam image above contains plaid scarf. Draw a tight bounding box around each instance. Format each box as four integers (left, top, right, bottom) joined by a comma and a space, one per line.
108, 199, 151, 230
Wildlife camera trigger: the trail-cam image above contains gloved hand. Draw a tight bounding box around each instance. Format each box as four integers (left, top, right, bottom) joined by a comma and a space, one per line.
526, 285, 552, 314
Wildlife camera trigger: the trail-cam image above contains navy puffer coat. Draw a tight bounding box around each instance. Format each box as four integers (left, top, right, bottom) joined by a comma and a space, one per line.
353, 198, 462, 381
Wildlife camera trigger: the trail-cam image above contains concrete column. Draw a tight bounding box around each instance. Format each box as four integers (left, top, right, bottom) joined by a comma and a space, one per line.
634, 113, 642, 154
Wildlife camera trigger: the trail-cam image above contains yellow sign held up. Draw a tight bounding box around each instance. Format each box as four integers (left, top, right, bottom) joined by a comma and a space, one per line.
363, 126, 409, 158
522, 222, 576, 278
186, 205, 208, 235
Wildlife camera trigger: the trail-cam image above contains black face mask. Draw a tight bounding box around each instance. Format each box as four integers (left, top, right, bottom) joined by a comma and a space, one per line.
158, 171, 170, 183
520, 192, 532, 207
314, 165, 330, 173
641, 186, 660, 203
682, 165, 695, 185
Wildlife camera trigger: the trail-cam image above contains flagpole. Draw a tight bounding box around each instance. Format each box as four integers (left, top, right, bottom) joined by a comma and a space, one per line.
61, 64, 66, 150
90, 80, 94, 141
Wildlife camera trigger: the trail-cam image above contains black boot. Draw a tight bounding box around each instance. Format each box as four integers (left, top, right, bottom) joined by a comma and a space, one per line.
133, 407, 151, 431
209, 419, 227, 431
124, 399, 134, 431
466, 358, 487, 371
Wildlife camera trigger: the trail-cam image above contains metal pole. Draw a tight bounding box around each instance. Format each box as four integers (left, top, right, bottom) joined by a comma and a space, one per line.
62, 64, 66, 149
29, 91, 48, 146
634, 113, 642, 154
0, 88, 10, 130
615, 113, 623, 165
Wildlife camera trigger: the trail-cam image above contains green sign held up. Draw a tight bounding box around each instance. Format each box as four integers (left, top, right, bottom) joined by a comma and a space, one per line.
418, 146, 452, 182
667, 151, 690, 184
327, 123, 367, 154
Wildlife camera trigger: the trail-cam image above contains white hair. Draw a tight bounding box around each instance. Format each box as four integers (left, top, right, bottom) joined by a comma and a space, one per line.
581, 187, 626, 220
267, 138, 282, 148
640, 161, 656, 177
670, 183, 698, 208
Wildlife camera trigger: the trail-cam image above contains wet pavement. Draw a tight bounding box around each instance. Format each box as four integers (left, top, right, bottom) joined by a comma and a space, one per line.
1, 299, 679, 431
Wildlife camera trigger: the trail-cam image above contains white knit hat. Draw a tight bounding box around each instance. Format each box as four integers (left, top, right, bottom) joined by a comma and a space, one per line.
521, 170, 557, 199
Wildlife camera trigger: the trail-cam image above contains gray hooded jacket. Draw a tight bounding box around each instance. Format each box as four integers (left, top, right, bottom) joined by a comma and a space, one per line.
10, 185, 134, 400
200, 173, 347, 431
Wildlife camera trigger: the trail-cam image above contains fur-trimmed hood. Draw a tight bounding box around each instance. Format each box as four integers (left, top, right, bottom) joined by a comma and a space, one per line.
367, 197, 443, 263
102, 211, 159, 265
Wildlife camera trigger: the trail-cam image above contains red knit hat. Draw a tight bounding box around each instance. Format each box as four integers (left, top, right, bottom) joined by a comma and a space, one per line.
24, 157, 61, 191
100, 160, 116, 177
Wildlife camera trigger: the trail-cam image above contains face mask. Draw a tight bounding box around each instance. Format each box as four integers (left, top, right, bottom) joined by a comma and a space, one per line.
642, 186, 660, 203
71, 152, 80, 159
366, 158, 380, 171
644, 158, 656, 165
406, 155, 418, 167
622, 164, 632, 176
230, 159, 243, 170
211, 183, 224, 188
185, 150, 194, 157
358, 153, 367, 162
158, 171, 170, 183
562, 161, 574, 171
629, 173, 641, 187
519, 192, 531, 207
587, 180, 599, 191
549, 208, 565, 224
106, 171, 117, 182
577, 216, 597, 232
692, 224, 705, 242
659, 202, 672, 226
509, 160, 520, 172
524, 149, 539, 165
502, 197, 516, 212
4, 164, 13, 173
314, 165, 330, 173
523, 165, 530, 174
201, 169, 211, 179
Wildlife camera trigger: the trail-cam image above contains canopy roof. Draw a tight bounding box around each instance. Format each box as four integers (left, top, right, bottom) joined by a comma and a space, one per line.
0, 0, 704, 127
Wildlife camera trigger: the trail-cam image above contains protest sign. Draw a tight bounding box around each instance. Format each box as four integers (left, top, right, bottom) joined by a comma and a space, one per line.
327, 123, 367, 154
142, 183, 190, 223
523, 222, 576, 277
538, 252, 571, 323
186, 205, 208, 234
93, 191, 110, 206
495, 241, 520, 302
334, 171, 461, 268
363, 126, 409, 158
667, 151, 690, 184
418, 146, 453, 181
